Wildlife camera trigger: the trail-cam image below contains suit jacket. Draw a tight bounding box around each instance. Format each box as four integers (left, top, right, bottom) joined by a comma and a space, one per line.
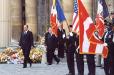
45, 32, 58, 49
19, 30, 34, 50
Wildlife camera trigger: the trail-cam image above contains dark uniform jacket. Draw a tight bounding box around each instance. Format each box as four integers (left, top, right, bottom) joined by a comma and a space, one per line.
103, 29, 114, 55
57, 29, 66, 45
66, 32, 79, 53
105, 30, 114, 47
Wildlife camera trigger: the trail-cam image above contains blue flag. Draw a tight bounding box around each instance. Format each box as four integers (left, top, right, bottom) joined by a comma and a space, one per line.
56, 0, 66, 23
100, 0, 109, 18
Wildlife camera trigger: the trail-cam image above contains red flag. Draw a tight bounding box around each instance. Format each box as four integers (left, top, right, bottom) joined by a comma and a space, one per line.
95, 0, 109, 38
50, 6, 58, 36
78, 0, 108, 58
50, 0, 66, 36
95, 0, 105, 38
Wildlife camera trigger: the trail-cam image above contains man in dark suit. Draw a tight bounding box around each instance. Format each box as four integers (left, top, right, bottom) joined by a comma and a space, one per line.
45, 27, 60, 65
57, 24, 66, 58
19, 25, 34, 68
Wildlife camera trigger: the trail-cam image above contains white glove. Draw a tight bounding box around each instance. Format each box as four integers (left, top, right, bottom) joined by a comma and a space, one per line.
113, 34, 114, 42
62, 34, 65, 39
70, 32, 73, 36
76, 46, 79, 53
66, 36, 69, 39
103, 43, 107, 46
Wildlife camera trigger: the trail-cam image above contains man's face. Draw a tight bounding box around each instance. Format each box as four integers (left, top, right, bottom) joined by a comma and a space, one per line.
24, 25, 28, 31
48, 28, 52, 34
58, 25, 62, 29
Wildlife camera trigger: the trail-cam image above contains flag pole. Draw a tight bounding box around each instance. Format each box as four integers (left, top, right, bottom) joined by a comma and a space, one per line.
65, 20, 70, 32
53, 0, 56, 6
77, 0, 80, 53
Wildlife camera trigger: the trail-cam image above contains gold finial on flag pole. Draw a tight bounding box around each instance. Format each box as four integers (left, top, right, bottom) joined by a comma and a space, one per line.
53, 0, 56, 6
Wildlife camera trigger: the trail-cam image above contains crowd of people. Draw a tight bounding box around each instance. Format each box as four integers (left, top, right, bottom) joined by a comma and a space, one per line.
44, 24, 96, 75
44, 17, 114, 75
18, 14, 114, 75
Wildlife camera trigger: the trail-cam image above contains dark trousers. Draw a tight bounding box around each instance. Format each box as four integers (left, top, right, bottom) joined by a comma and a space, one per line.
66, 48, 83, 75
104, 56, 110, 75
110, 48, 114, 75
86, 54, 96, 75
46, 48, 60, 64
66, 50, 95, 75
58, 44, 65, 58
22, 49, 32, 67
76, 54, 95, 75
76, 52, 84, 75
104, 46, 114, 75
66, 52, 75, 75
110, 55, 114, 75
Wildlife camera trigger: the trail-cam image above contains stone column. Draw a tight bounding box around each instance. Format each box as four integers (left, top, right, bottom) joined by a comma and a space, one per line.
25, 0, 37, 39
62, 0, 73, 34
62, 0, 73, 25
37, 0, 49, 36
10, 0, 22, 42
0, 0, 11, 47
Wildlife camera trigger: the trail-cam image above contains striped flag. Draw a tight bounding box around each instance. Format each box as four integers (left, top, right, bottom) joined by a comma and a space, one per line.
50, 5, 58, 36
99, 0, 109, 18
50, 0, 66, 36
72, 0, 79, 34
78, 0, 108, 58
95, 0, 109, 38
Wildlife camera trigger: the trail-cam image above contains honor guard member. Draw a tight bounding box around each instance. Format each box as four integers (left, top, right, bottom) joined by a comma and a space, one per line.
66, 25, 78, 75
104, 23, 114, 75
57, 24, 66, 58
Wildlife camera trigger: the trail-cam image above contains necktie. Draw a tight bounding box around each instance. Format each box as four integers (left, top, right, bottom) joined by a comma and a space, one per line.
24, 31, 27, 35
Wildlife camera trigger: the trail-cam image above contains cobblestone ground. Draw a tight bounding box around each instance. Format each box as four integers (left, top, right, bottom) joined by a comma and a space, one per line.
0, 62, 105, 75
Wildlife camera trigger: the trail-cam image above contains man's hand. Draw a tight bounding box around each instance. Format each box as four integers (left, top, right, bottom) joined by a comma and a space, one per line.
103, 43, 107, 46
70, 32, 73, 36
76, 46, 79, 53
18, 46, 21, 49
31, 46, 35, 49
62, 34, 65, 39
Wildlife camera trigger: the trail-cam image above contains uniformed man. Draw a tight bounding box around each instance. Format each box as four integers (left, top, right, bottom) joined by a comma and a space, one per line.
57, 24, 66, 58
104, 23, 114, 75
66, 25, 79, 75
66, 25, 96, 75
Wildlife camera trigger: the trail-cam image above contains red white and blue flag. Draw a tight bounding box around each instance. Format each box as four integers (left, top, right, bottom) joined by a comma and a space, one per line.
95, 0, 109, 38
50, 0, 66, 36
77, 0, 108, 58
72, 0, 79, 34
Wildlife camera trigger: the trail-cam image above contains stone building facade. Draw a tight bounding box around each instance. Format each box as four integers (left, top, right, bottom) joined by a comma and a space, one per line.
0, 0, 114, 47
